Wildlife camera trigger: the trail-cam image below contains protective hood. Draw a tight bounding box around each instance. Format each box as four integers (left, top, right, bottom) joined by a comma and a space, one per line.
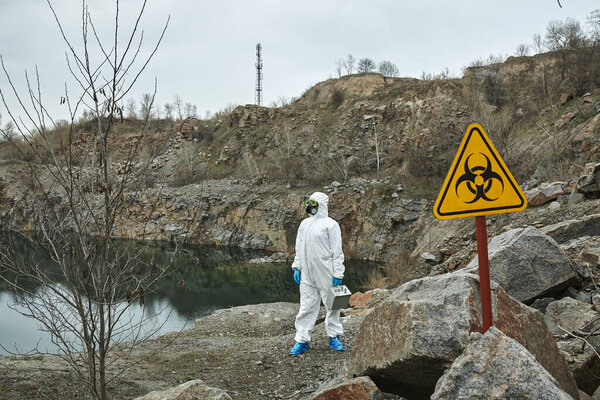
309, 192, 329, 218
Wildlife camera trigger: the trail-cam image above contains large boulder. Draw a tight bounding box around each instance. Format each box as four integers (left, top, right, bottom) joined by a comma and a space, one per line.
308, 376, 395, 400
349, 272, 579, 400
134, 380, 231, 400
464, 226, 578, 303
431, 327, 573, 400
545, 298, 600, 395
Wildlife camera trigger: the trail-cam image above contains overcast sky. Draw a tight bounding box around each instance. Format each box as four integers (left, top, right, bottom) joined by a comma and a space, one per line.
0, 0, 598, 121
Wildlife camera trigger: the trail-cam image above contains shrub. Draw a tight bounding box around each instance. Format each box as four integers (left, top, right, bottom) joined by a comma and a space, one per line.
331, 88, 345, 108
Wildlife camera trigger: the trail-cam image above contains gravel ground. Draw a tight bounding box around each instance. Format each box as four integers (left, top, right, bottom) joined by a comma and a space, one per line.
0, 302, 369, 400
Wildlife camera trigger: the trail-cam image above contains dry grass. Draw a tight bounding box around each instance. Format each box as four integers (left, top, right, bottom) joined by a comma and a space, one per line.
383, 250, 427, 288
364, 268, 386, 290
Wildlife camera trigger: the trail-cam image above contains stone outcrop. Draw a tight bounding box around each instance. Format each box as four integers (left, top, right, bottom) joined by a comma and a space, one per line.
133, 379, 231, 400
308, 376, 391, 400
349, 272, 579, 400
541, 215, 600, 244
432, 327, 574, 400
464, 226, 578, 303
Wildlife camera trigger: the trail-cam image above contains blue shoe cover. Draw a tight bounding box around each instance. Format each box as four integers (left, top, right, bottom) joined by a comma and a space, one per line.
289, 342, 310, 355
328, 336, 345, 351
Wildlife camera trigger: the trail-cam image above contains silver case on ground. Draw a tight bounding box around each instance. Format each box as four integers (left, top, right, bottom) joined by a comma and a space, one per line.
324, 285, 352, 310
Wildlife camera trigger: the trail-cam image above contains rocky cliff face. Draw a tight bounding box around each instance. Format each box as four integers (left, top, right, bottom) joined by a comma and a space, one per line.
1, 49, 600, 267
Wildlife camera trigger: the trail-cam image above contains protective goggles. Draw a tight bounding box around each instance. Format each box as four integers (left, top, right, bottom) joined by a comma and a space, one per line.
305, 199, 318, 207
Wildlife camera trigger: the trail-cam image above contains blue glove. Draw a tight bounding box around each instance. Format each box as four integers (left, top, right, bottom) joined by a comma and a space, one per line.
332, 277, 342, 286
293, 268, 301, 285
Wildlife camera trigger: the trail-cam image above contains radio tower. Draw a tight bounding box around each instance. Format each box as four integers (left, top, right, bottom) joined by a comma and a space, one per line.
255, 43, 263, 106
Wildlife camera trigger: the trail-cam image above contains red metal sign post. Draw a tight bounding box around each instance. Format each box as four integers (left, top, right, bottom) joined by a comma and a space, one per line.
475, 216, 493, 333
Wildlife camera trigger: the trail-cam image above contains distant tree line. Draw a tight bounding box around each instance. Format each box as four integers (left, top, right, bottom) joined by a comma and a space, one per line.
334, 54, 399, 78
75, 94, 239, 125
469, 9, 600, 67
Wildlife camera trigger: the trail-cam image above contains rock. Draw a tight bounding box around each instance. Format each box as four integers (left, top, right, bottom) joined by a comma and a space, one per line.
350, 292, 373, 309
577, 291, 593, 304
420, 252, 438, 264
308, 376, 389, 400
569, 191, 586, 204
349, 272, 579, 399
576, 163, 600, 194
580, 390, 593, 400
561, 93, 574, 105
544, 297, 598, 336
593, 294, 600, 311
134, 379, 231, 400
165, 224, 182, 233
563, 287, 580, 299
531, 297, 557, 313
574, 115, 600, 142
542, 215, 600, 244
464, 226, 579, 303
559, 336, 600, 395
550, 201, 562, 210
348, 289, 387, 311
556, 111, 578, 128
402, 212, 418, 222
528, 182, 569, 206
545, 298, 600, 394
572, 262, 593, 279
582, 248, 600, 266
431, 327, 574, 400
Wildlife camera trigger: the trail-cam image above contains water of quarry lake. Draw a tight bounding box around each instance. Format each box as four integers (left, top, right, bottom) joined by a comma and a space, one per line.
0, 236, 380, 355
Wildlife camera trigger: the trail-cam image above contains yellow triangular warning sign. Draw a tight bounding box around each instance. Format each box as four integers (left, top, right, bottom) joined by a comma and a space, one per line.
433, 123, 527, 220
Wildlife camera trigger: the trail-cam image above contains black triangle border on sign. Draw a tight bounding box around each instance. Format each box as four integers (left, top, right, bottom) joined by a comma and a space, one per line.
435, 126, 526, 217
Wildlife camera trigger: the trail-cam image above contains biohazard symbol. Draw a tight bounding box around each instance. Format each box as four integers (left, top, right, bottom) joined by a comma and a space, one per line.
455, 153, 504, 203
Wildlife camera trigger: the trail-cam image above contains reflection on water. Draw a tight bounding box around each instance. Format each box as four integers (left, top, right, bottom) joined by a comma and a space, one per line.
0, 238, 379, 354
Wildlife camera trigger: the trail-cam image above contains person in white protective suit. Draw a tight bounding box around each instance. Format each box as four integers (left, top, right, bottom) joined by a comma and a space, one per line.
289, 191, 345, 355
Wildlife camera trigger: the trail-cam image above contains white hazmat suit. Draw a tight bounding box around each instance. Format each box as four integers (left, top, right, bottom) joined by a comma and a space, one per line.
291, 192, 345, 343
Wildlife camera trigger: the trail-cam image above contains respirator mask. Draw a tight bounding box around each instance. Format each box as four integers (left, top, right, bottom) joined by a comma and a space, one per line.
305, 199, 318, 216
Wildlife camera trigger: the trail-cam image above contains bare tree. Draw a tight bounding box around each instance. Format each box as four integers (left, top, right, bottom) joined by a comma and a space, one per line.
343, 54, 355, 75
334, 58, 343, 78
378, 60, 399, 77
545, 18, 585, 51
589, 9, 600, 43
0, 2, 181, 400
163, 103, 174, 121
545, 18, 586, 80
126, 98, 138, 119
357, 57, 376, 73
184, 102, 197, 118
514, 44, 530, 57
269, 96, 290, 108
139, 93, 155, 120
173, 94, 184, 120
532, 33, 545, 54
